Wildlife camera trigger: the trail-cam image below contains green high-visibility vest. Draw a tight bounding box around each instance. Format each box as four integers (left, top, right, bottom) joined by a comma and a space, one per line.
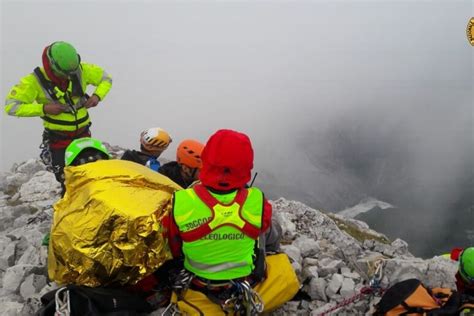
4, 63, 112, 131
173, 186, 264, 280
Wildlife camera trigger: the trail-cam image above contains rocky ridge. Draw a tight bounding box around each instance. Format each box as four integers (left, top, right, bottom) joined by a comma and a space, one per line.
0, 153, 457, 315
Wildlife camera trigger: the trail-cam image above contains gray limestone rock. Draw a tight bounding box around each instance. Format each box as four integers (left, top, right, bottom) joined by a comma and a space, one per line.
16, 159, 45, 176
19, 274, 47, 300
17, 245, 42, 266
19, 171, 60, 203
341, 268, 361, 280
303, 257, 319, 267
326, 273, 344, 299
0, 171, 11, 192
0, 301, 23, 316
302, 265, 319, 281
293, 235, 320, 258
340, 277, 356, 297
292, 260, 302, 276
1, 241, 17, 269
318, 258, 343, 277
390, 238, 410, 256
282, 244, 303, 266
20, 296, 43, 316
5, 173, 29, 192
308, 277, 327, 301
2, 264, 42, 294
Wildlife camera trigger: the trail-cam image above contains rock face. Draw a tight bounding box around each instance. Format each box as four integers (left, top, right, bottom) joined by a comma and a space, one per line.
0, 157, 458, 315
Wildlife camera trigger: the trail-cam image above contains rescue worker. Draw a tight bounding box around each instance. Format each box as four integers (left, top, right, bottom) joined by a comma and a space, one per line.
42, 137, 111, 246
121, 127, 172, 171
451, 247, 474, 296
4, 41, 112, 190
65, 137, 111, 167
164, 129, 287, 314
159, 139, 204, 188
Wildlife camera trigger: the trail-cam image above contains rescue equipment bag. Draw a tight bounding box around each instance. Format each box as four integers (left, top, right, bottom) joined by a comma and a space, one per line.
374, 278, 460, 315
170, 253, 300, 315
35, 285, 154, 316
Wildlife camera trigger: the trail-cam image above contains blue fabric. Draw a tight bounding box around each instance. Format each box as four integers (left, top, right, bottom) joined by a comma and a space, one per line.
147, 157, 161, 172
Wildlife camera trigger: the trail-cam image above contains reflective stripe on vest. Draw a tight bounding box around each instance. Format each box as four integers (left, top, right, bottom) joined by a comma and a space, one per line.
187, 257, 248, 273
173, 186, 264, 280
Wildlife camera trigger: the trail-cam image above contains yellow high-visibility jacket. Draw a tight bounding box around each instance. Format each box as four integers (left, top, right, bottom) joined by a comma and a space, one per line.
4, 63, 112, 132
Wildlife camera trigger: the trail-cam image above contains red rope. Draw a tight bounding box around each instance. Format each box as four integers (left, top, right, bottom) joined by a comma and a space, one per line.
316, 286, 384, 316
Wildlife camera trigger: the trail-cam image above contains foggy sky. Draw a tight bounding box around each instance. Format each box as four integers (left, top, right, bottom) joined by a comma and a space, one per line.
1, 0, 473, 215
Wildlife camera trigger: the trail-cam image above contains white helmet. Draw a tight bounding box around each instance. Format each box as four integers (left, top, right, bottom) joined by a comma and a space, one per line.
140, 127, 172, 152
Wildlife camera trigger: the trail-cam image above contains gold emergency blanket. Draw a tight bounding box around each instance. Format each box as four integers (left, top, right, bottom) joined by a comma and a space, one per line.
48, 160, 182, 287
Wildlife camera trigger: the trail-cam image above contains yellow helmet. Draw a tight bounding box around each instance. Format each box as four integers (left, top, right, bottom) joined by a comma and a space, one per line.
140, 127, 172, 152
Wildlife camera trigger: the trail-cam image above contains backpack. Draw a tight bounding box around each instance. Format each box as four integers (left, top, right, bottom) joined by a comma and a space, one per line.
35, 285, 155, 316
374, 278, 460, 315
459, 294, 474, 315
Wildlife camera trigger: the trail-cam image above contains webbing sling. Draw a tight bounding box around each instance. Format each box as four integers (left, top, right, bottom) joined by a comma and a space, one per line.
34, 67, 88, 131
34, 67, 85, 101
34, 67, 59, 101
34, 67, 87, 113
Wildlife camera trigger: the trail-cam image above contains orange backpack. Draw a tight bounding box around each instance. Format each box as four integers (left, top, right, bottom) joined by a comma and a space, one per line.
374, 278, 460, 315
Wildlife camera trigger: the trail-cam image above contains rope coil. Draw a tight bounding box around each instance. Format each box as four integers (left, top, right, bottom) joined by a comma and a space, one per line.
54, 287, 71, 316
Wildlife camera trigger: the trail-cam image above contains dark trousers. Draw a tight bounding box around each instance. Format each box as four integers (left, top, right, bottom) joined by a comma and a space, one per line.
41, 125, 91, 195
50, 146, 66, 186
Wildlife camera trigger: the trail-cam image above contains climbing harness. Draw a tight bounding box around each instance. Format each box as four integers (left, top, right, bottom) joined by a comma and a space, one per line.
233, 280, 264, 315
54, 287, 71, 316
316, 259, 386, 316
171, 268, 194, 294
162, 268, 194, 315
163, 268, 265, 316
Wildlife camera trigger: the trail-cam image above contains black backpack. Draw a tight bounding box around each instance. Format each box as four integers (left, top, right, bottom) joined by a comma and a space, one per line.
35, 285, 154, 316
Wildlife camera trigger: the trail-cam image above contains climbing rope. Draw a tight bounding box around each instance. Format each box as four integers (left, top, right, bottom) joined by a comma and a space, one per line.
54, 287, 71, 316
316, 259, 386, 316
161, 302, 180, 316
369, 259, 384, 290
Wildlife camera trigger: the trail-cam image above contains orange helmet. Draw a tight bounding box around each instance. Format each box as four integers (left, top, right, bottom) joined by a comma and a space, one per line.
140, 127, 172, 152
177, 139, 204, 169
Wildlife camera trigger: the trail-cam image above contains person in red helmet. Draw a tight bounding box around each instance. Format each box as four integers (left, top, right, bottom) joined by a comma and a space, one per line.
162, 129, 284, 314
158, 139, 204, 188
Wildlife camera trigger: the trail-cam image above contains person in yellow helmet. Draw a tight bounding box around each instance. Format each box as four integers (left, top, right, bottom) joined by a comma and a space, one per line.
121, 127, 172, 171
4, 41, 113, 191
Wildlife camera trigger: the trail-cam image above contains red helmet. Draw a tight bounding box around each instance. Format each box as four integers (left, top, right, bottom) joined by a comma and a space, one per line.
199, 129, 254, 190
177, 140, 204, 169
